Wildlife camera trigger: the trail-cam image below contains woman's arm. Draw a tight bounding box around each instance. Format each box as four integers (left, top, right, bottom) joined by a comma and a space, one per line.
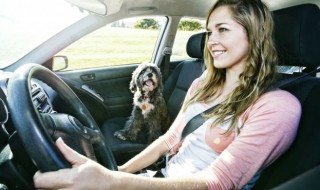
112, 171, 208, 190
119, 136, 169, 173
199, 90, 302, 190
34, 138, 207, 190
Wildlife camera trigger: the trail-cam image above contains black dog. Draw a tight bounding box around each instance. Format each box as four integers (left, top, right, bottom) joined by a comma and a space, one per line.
114, 63, 171, 144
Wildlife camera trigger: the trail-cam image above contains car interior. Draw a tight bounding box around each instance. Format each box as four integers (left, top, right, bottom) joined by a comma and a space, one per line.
0, 0, 319, 189
102, 4, 320, 189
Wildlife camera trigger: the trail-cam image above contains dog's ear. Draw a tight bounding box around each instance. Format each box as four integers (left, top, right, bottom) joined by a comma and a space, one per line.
154, 65, 164, 92
129, 76, 137, 93
129, 65, 141, 93
129, 72, 137, 93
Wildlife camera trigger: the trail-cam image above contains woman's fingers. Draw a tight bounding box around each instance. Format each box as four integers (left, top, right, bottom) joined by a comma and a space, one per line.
55, 137, 88, 166
33, 138, 111, 189
33, 169, 73, 189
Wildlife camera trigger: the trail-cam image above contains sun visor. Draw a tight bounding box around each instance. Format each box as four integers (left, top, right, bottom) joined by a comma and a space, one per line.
65, 0, 123, 16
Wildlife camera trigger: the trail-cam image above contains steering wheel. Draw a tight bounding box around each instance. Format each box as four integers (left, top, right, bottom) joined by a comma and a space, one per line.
7, 63, 117, 172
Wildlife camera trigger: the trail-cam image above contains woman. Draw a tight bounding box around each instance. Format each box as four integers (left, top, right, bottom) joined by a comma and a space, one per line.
34, 0, 301, 189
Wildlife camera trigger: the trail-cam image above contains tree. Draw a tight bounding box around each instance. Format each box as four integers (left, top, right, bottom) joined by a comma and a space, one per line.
134, 18, 160, 30
178, 19, 202, 31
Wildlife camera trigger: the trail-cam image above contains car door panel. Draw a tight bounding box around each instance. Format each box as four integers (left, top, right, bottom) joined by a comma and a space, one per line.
56, 64, 137, 126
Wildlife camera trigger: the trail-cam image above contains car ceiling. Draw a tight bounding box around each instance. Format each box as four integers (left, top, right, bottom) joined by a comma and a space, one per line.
121, 0, 320, 18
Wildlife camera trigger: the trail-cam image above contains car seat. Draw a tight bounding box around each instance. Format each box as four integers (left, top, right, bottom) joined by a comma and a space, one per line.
253, 4, 320, 189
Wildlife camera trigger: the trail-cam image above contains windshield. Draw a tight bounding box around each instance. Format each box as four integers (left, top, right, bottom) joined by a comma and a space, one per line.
0, 0, 87, 69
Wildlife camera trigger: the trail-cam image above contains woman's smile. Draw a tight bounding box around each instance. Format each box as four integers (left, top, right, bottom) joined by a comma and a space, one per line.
212, 50, 226, 58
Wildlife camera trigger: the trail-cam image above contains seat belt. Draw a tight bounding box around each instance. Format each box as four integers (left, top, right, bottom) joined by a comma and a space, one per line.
153, 104, 220, 169
165, 104, 219, 161
162, 47, 172, 81
180, 104, 220, 140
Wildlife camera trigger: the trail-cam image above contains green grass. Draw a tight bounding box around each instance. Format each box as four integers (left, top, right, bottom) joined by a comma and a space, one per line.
58, 27, 200, 70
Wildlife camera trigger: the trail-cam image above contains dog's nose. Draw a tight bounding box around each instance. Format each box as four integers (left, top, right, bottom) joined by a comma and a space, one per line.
147, 73, 153, 78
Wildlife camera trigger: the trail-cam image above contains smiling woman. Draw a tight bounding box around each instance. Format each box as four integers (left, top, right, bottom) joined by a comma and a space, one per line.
0, 0, 87, 68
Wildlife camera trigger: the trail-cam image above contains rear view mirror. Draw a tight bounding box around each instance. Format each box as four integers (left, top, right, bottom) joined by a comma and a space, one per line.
64, 0, 123, 15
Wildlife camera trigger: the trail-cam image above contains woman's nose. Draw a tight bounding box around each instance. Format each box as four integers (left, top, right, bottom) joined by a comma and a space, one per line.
208, 38, 219, 45
207, 33, 219, 45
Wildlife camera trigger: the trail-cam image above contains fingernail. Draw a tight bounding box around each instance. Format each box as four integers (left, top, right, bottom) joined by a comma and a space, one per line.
56, 137, 64, 142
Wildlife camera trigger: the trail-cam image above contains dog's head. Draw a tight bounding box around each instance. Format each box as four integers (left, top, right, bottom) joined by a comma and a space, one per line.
130, 63, 163, 94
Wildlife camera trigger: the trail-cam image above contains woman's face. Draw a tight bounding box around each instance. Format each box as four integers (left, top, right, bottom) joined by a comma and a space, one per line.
207, 6, 249, 73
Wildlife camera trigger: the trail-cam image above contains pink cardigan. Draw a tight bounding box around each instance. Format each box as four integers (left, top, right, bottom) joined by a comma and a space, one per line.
162, 77, 302, 189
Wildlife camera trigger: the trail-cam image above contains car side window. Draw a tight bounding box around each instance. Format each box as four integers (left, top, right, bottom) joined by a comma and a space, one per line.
171, 18, 206, 61
54, 17, 167, 71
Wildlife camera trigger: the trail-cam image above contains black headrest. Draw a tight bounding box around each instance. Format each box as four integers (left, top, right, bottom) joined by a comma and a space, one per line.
186, 32, 206, 59
273, 4, 320, 68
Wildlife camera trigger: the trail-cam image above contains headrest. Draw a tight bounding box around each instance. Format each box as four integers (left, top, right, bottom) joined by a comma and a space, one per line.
186, 32, 206, 59
273, 4, 320, 68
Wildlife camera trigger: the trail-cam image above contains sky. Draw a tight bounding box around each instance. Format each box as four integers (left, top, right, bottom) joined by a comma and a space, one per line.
0, 0, 87, 66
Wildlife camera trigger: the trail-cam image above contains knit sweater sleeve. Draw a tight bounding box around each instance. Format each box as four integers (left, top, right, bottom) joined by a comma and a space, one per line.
199, 90, 302, 190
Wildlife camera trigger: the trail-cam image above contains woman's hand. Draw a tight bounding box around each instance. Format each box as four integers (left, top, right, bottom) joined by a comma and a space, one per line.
33, 138, 115, 190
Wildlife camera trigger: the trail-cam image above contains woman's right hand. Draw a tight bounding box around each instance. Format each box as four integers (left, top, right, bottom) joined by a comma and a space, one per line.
33, 138, 115, 190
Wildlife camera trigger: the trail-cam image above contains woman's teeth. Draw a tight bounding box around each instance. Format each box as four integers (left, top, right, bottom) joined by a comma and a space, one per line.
213, 50, 226, 56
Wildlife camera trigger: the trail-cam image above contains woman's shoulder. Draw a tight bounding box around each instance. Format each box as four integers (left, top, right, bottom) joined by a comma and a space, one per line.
240, 89, 302, 134
260, 89, 300, 104
250, 89, 301, 114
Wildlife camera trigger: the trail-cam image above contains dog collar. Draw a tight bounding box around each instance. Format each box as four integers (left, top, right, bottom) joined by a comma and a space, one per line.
142, 94, 149, 100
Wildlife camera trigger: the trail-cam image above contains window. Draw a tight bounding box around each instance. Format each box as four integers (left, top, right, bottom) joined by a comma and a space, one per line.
171, 18, 206, 61
0, 0, 87, 68
55, 16, 167, 71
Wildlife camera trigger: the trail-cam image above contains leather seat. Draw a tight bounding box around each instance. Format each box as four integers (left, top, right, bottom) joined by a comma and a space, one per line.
101, 32, 206, 165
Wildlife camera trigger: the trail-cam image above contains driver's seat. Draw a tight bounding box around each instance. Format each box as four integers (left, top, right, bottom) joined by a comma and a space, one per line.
253, 4, 320, 189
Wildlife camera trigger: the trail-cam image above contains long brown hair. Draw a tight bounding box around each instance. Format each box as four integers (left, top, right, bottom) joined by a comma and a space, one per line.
182, 0, 278, 132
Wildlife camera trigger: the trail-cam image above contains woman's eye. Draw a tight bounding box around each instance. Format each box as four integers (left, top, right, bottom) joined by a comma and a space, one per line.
219, 28, 228, 33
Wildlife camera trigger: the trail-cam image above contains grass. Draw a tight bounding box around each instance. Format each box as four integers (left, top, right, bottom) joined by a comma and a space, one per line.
58, 27, 201, 70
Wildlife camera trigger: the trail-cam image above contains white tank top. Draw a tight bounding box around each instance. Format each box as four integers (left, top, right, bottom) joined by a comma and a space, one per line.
162, 118, 219, 177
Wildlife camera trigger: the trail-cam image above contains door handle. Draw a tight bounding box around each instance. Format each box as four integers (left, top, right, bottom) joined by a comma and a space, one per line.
80, 73, 95, 81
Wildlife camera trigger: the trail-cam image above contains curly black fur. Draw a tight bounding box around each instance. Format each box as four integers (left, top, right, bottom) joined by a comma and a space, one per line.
114, 63, 171, 144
